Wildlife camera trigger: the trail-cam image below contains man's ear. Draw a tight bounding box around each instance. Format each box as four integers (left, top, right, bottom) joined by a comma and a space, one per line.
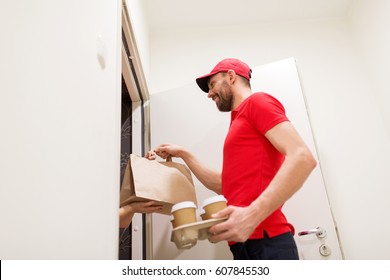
227, 69, 237, 84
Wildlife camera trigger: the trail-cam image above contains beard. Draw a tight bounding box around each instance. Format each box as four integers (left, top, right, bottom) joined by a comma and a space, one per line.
215, 80, 233, 112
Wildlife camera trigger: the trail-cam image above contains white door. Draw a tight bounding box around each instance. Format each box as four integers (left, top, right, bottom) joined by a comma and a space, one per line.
150, 58, 343, 260
250, 58, 343, 259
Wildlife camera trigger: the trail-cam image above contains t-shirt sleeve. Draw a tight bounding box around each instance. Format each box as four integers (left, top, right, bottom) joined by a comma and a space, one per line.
248, 93, 289, 135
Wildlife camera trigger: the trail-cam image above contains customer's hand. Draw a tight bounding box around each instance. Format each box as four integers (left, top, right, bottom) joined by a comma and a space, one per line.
120, 201, 163, 228
127, 201, 163, 214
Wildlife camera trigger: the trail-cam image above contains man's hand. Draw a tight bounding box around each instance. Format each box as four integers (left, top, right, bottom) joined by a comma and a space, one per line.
208, 205, 261, 243
144, 151, 157, 160
154, 144, 187, 159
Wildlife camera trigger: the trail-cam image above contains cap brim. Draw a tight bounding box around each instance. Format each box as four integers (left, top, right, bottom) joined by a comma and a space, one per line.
196, 73, 213, 93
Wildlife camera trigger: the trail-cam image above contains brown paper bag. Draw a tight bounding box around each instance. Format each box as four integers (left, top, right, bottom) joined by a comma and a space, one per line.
120, 154, 197, 215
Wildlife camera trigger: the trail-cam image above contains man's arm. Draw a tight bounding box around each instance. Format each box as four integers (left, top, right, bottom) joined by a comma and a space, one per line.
210, 121, 317, 242
154, 144, 222, 194
250, 121, 317, 224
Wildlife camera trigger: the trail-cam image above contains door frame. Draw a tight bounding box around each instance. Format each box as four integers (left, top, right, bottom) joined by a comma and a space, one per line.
122, 1, 152, 260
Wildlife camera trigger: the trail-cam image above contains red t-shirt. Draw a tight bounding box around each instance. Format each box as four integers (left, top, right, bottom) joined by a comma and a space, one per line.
222, 92, 294, 242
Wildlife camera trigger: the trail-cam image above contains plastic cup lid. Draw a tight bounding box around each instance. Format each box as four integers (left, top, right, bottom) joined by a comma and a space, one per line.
202, 195, 227, 208
171, 201, 197, 213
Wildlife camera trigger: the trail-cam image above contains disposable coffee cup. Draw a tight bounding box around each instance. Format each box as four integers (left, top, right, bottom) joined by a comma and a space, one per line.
170, 215, 178, 228
171, 201, 197, 227
201, 195, 227, 220
200, 209, 206, 221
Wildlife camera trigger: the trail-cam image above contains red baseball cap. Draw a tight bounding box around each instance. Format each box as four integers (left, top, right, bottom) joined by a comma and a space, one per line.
196, 58, 252, 93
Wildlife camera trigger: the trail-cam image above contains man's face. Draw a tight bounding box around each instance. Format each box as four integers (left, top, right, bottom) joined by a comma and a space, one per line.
207, 73, 233, 112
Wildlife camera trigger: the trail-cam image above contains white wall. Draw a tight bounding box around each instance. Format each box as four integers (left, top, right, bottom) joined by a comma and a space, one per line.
146, 3, 390, 259
0, 0, 122, 259
349, 0, 390, 136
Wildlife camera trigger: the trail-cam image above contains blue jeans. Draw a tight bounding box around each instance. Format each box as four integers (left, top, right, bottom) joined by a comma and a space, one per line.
229, 231, 299, 260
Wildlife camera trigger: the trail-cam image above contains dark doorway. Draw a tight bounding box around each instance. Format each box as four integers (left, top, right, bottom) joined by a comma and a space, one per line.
119, 75, 132, 260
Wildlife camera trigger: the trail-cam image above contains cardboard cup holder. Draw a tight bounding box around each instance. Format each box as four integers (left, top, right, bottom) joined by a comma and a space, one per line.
170, 196, 228, 249
170, 218, 227, 249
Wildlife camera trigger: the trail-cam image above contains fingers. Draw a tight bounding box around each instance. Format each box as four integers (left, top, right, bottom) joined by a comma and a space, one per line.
211, 206, 231, 219
208, 229, 231, 243
154, 147, 171, 159
142, 201, 163, 211
145, 151, 157, 160
208, 221, 232, 242
145, 145, 171, 160
154, 143, 183, 159
130, 201, 163, 213
142, 205, 163, 213
208, 207, 232, 237
208, 206, 252, 243
209, 222, 247, 243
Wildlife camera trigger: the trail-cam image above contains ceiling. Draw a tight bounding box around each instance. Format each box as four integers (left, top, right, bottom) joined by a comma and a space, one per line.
143, 0, 356, 32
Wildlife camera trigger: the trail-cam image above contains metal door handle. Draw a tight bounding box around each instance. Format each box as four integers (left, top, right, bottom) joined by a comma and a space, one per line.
298, 227, 326, 238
